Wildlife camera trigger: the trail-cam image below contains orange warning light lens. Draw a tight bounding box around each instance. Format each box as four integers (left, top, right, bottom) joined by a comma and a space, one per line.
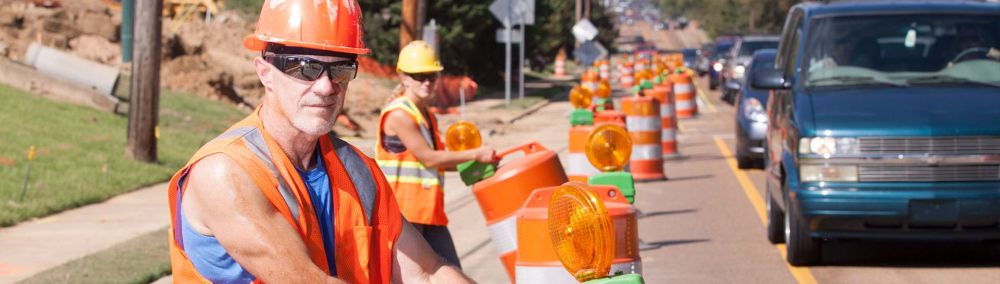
445, 121, 482, 151
548, 182, 614, 282
585, 124, 632, 172
569, 85, 594, 110
595, 81, 611, 99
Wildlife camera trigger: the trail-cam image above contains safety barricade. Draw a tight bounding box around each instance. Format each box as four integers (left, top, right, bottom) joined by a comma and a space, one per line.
621, 96, 666, 181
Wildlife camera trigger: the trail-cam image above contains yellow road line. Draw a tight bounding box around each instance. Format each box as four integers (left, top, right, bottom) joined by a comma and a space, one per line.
696, 86, 718, 113
713, 137, 819, 284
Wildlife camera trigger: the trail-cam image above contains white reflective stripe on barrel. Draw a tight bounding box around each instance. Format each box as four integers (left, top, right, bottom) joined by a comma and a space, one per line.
487, 215, 518, 254
566, 153, 601, 176
631, 144, 663, 160
674, 84, 693, 93
660, 104, 675, 116
676, 100, 694, 109
584, 82, 598, 91
516, 261, 643, 283
626, 117, 661, 132
661, 129, 677, 141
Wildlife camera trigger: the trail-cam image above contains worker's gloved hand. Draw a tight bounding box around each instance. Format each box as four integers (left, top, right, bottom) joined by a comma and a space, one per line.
474, 146, 497, 163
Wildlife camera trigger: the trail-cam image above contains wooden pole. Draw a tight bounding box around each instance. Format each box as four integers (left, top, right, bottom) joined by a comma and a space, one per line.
585, 0, 591, 20
401, 0, 418, 49
127, 0, 162, 163
575, 0, 581, 24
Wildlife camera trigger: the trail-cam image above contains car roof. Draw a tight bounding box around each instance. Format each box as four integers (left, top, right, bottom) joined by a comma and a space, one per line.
751, 49, 777, 59
738, 35, 780, 42
798, 0, 1000, 17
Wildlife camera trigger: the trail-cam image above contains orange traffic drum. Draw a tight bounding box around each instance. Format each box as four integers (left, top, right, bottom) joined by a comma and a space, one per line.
594, 110, 627, 128
515, 184, 642, 283
471, 141, 569, 281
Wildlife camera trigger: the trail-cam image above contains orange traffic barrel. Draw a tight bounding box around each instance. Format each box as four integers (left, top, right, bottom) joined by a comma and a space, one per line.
594, 110, 626, 128
621, 96, 666, 181
567, 125, 601, 183
670, 72, 698, 118
581, 70, 600, 93
471, 141, 569, 281
644, 84, 680, 157
515, 184, 642, 283
619, 61, 634, 89
598, 60, 611, 81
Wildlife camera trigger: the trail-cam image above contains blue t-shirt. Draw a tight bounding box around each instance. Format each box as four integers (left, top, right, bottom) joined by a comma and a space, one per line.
180, 150, 336, 282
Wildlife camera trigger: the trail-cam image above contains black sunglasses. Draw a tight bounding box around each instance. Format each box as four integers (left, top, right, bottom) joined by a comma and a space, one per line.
264, 55, 358, 82
406, 72, 440, 83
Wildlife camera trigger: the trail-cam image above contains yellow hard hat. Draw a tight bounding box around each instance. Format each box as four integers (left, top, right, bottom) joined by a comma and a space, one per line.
396, 40, 444, 74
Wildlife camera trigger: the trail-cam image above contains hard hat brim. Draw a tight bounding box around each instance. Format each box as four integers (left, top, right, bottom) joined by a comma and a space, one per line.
244, 34, 370, 55
397, 65, 445, 74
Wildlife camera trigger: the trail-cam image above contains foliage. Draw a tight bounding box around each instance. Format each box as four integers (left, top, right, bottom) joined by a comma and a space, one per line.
359, 0, 617, 84
657, 0, 803, 37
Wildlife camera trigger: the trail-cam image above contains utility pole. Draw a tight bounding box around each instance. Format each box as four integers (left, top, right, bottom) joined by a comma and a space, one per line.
127, 0, 162, 162
585, 0, 591, 20
575, 0, 582, 23
401, 0, 419, 49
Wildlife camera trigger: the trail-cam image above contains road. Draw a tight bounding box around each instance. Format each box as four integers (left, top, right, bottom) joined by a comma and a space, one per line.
443, 75, 999, 284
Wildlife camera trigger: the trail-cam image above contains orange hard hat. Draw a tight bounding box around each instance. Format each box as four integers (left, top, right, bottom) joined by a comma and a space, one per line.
243, 0, 369, 55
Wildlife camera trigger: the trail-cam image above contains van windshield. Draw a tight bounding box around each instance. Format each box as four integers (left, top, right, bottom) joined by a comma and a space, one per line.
804, 14, 1000, 88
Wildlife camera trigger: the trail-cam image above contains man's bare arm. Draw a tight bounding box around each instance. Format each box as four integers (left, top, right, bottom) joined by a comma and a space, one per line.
183, 154, 345, 283
391, 220, 475, 284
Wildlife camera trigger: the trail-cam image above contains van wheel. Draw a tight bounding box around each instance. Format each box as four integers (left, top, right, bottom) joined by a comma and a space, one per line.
766, 187, 785, 244
785, 194, 821, 266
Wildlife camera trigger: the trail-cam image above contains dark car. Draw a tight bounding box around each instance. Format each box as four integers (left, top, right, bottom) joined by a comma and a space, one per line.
708, 36, 737, 90
754, 0, 1000, 266
735, 49, 777, 169
721, 35, 780, 104
681, 48, 701, 72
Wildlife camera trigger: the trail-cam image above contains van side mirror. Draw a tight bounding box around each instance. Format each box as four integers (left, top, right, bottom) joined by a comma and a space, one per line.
751, 69, 789, 90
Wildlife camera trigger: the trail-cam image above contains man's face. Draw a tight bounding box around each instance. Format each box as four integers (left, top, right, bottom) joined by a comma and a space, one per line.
256, 54, 352, 136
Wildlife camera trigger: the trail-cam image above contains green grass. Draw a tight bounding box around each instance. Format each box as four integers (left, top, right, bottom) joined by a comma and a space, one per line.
0, 84, 245, 227
224, 0, 265, 15
18, 227, 171, 284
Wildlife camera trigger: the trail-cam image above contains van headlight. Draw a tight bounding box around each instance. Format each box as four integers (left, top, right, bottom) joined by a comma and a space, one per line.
713, 62, 724, 71
733, 65, 746, 78
798, 137, 859, 157
801, 165, 858, 182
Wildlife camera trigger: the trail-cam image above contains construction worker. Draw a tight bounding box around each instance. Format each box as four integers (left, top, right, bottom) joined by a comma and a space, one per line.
166, 1, 474, 283
376, 40, 497, 268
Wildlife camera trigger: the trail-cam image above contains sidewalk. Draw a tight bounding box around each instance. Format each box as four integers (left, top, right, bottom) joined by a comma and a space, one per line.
0, 183, 169, 283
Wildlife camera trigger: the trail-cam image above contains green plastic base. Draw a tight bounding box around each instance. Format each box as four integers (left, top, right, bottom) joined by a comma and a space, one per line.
593, 97, 611, 112
588, 171, 636, 204
583, 273, 644, 284
457, 161, 496, 186
570, 109, 595, 126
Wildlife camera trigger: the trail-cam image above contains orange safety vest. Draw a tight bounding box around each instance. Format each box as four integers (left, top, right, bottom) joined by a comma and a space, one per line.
375, 96, 449, 226
167, 107, 403, 283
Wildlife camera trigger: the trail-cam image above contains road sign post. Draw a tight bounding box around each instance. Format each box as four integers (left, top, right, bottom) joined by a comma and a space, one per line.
491, 0, 534, 106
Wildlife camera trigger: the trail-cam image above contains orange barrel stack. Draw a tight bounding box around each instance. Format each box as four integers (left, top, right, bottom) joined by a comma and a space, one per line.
567, 125, 601, 183
644, 83, 680, 157
514, 184, 642, 283
470, 142, 569, 280
621, 96, 665, 181
670, 72, 698, 118
581, 70, 600, 93
554, 53, 566, 77
598, 59, 611, 81
619, 61, 634, 89
591, 81, 615, 112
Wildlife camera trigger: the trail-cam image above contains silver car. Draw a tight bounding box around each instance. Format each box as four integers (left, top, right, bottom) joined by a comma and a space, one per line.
721, 35, 779, 104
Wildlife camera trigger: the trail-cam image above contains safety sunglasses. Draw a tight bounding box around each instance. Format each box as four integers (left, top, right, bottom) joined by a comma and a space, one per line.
406, 72, 440, 83
264, 55, 358, 82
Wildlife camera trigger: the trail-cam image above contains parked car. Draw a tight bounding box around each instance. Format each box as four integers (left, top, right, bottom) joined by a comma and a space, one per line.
681, 48, 701, 71
721, 35, 779, 104
755, 0, 1000, 266
708, 36, 737, 90
735, 49, 777, 169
